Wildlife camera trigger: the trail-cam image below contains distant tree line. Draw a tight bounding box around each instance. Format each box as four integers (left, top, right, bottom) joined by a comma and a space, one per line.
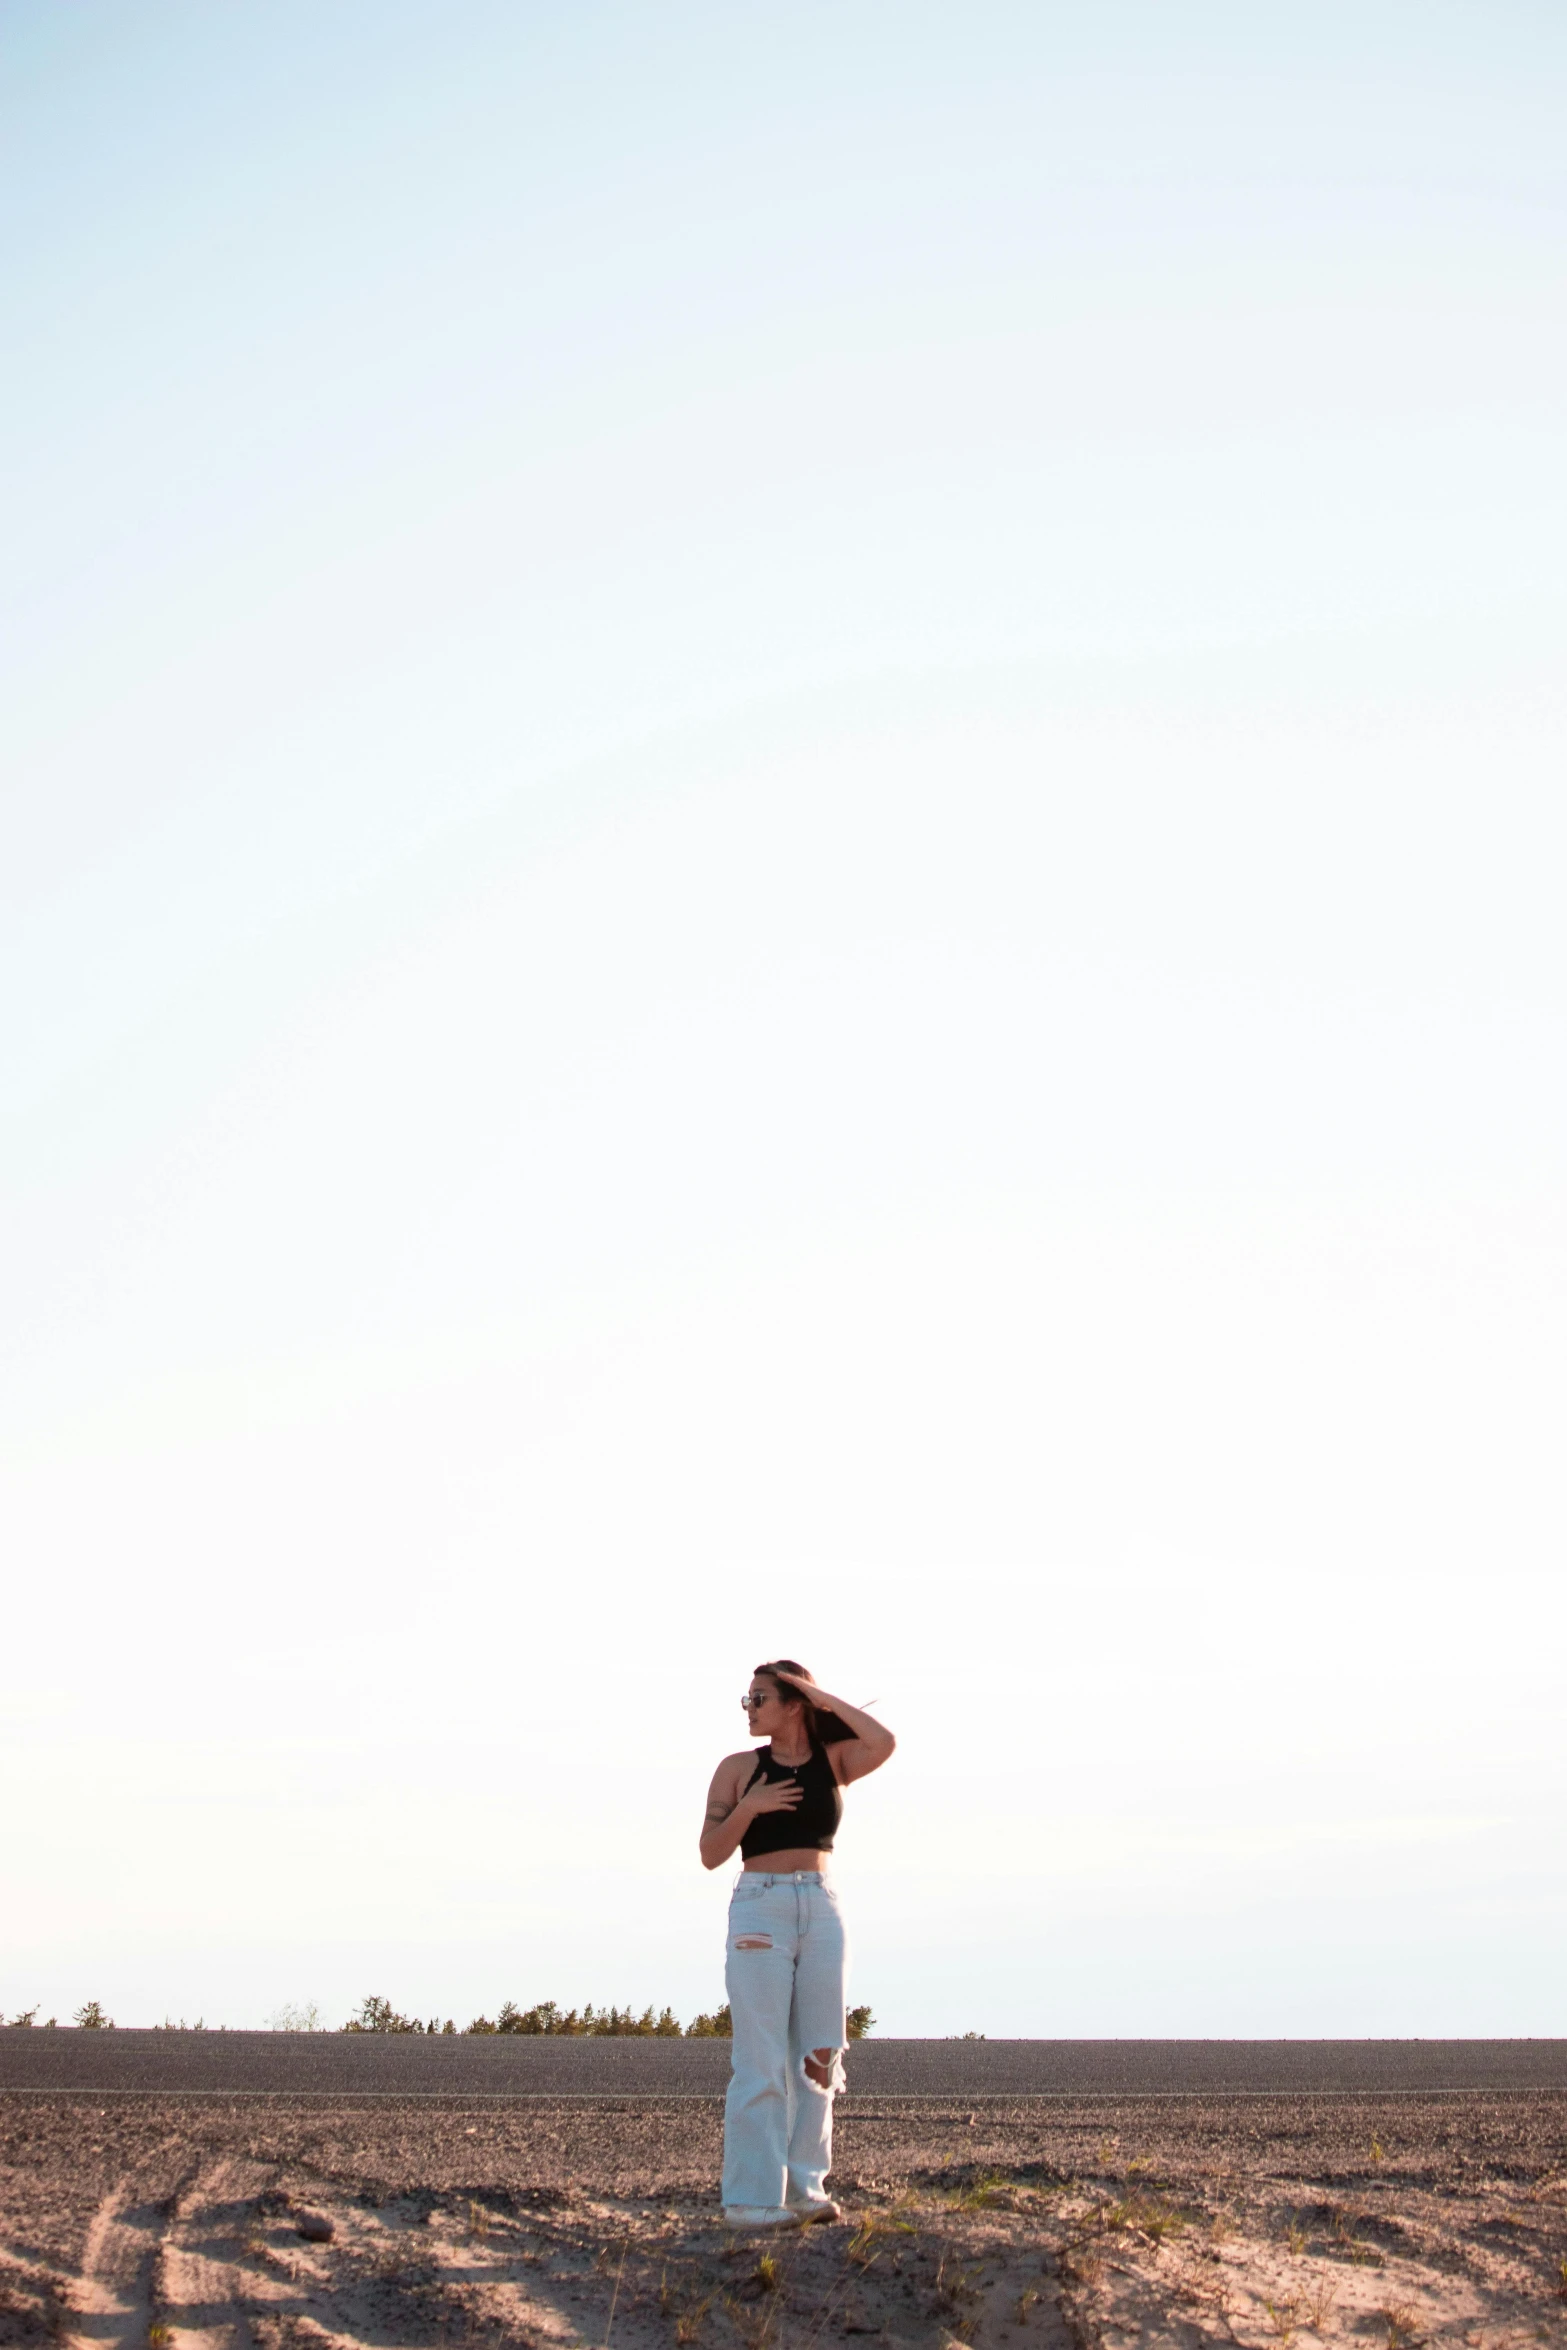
341, 1995, 875, 2038
3, 1996, 876, 2037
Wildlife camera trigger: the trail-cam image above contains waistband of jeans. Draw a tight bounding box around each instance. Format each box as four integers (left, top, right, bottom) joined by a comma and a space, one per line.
732, 1868, 832, 1886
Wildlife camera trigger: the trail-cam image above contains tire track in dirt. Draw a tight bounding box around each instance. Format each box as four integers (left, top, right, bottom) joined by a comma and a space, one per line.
153, 2155, 275, 2348
66, 2178, 168, 2347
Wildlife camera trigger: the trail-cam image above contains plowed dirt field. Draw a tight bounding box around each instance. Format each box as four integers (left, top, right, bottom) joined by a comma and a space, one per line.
2, 2092, 1564, 2350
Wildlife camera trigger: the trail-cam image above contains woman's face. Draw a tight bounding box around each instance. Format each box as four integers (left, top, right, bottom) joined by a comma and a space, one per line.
743, 1676, 798, 1740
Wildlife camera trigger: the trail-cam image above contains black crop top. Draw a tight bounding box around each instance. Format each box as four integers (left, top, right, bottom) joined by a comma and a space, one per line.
739, 1742, 844, 1859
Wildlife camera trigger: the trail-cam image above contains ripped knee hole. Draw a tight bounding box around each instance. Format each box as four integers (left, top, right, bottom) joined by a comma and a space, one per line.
803, 2045, 842, 2089
733, 1934, 773, 1950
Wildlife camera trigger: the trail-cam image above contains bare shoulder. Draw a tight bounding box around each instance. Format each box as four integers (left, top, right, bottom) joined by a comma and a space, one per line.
707, 1749, 761, 1803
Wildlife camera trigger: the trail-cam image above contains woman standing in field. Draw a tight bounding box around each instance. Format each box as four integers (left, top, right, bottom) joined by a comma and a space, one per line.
700, 1660, 896, 2229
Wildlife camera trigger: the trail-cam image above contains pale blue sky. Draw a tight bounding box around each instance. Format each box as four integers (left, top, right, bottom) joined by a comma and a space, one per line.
3, 2, 1564, 2034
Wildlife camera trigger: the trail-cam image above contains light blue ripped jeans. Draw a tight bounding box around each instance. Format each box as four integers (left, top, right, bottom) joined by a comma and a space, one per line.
721, 1869, 849, 2211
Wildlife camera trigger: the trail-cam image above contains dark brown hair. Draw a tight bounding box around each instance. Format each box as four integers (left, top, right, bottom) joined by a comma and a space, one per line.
754, 1659, 854, 1747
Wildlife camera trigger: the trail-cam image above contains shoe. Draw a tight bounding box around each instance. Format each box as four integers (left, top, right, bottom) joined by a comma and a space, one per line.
723, 2206, 805, 2230
786, 2197, 842, 2225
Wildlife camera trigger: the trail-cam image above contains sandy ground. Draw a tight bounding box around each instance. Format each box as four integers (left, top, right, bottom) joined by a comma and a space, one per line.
1, 2092, 1564, 2349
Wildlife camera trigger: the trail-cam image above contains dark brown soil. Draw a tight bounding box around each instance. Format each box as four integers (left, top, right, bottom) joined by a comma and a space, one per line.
2, 2092, 1564, 2349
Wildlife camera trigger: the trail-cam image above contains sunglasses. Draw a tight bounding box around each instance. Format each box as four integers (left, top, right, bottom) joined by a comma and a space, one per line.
741, 1692, 771, 1709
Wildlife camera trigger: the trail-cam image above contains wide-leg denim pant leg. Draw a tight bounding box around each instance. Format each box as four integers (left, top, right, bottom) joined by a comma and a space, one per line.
721, 1872, 849, 2211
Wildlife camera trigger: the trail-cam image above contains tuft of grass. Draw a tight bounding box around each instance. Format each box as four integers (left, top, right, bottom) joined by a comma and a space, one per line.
1556, 2254, 1567, 2302
1380, 2302, 1420, 2348
1263, 2296, 1298, 2343
754, 2254, 780, 2293
1301, 2279, 1339, 2331
674, 2296, 712, 2345
933, 2248, 981, 2312
1370, 2137, 1386, 2168
954, 2169, 1011, 2211
1062, 2243, 1103, 2287
148, 2328, 174, 2349
729, 2294, 782, 2350
847, 2207, 916, 2265
74, 2000, 113, 2030
1287, 2223, 1308, 2255
1104, 2194, 1185, 2244
467, 2200, 489, 2238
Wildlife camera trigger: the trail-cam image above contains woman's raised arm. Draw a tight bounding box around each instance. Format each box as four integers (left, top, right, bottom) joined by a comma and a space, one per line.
773, 1674, 896, 1786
